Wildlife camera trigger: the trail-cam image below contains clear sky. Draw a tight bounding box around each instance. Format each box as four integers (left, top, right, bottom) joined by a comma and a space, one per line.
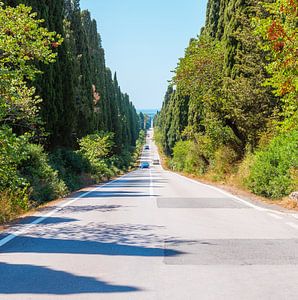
80, 0, 208, 110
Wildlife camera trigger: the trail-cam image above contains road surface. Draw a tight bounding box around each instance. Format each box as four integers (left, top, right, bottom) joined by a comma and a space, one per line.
0, 129, 298, 299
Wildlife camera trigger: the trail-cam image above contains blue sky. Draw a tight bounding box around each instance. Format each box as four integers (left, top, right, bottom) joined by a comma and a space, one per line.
80, 0, 208, 109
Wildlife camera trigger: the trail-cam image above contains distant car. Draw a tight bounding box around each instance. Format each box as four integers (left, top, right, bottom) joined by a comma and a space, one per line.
144, 145, 150, 150
152, 159, 160, 165
140, 161, 150, 169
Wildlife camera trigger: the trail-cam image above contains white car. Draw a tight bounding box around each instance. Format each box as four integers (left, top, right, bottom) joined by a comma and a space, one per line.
152, 159, 160, 165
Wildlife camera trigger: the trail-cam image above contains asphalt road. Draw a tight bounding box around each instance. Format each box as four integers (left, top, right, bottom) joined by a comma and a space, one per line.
1, 129, 298, 299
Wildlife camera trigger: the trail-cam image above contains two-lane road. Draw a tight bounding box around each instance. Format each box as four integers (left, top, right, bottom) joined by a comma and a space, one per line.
1, 129, 298, 299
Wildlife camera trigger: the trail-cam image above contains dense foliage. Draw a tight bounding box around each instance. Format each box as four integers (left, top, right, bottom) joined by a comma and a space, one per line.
254, 0, 298, 119
0, 1, 141, 222
248, 129, 298, 198
155, 0, 297, 198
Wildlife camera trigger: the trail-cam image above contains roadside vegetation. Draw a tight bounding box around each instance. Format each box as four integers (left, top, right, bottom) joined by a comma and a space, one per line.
0, 1, 143, 223
155, 0, 297, 200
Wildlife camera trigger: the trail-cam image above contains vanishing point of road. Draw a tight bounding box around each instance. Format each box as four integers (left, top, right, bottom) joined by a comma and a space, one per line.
1, 129, 298, 300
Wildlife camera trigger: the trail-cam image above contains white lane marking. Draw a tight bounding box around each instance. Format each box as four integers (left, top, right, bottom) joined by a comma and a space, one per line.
0, 198, 80, 248
267, 213, 283, 220
0, 172, 134, 248
286, 222, 298, 230
149, 168, 154, 199
171, 171, 266, 211
171, 171, 298, 218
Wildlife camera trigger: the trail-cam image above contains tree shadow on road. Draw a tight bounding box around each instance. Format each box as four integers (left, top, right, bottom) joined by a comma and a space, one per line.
0, 262, 140, 295
1, 235, 184, 257
0, 223, 189, 295
72, 190, 159, 198
1, 222, 192, 257
0, 223, 194, 295
59, 204, 128, 214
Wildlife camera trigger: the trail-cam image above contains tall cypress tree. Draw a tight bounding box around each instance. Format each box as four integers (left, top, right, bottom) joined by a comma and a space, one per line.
3, 0, 140, 151
157, 0, 277, 155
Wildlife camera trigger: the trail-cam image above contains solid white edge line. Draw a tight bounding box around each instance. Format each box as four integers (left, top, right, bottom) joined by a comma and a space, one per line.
267, 213, 283, 220
286, 222, 298, 230
170, 170, 266, 211
149, 168, 154, 199
0, 172, 133, 248
170, 171, 298, 218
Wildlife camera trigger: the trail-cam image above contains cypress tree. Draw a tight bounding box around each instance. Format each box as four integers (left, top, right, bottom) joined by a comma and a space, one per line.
3, 0, 140, 151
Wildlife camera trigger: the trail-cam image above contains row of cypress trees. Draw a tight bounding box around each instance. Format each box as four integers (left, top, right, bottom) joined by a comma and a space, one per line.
3, 0, 140, 151
156, 0, 275, 155
155, 0, 297, 198
0, 0, 143, 222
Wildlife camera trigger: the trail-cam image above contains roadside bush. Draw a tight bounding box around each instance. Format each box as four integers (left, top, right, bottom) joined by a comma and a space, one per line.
171, 140, 192, 172
0, 127, 143, 224
0, 127, 28, 191
49, 149, 92, 190
77, 131, 130, 181
49, 131, 142, 191
78, 131, 114, 177
90, 159, 113, 181
247, 129, 298, 198
0, 188, 29, 224
0, 127, 30, 223
113, 148, 133, 170
171, 140, 208, 175
232, 152, 255, 188
209, 145, 238, 180
19, 144, 68, 203
137, 130, 146, 147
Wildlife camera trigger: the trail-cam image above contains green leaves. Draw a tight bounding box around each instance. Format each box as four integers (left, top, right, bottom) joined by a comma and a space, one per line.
0, 126, 29, 190
156, 0, 297, 198
0, 4, 62, 68
248, 129, 298, 198
0, 2, 62, 129
78, 132, 115, 179
254, 0, 298, 119
174, 36, 224, 100
19, 143, 68, 202
0, 1, 141, 224
0, 2, 62, 219
78, 131, 114, 164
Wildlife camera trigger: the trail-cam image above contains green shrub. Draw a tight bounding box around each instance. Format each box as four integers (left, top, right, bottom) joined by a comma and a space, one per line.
89, 160, 111, 181
234, 152, 255, 188
0, 188, 29, 224
247, 129, 298, 198
171, 140, 208, 175
112, 148, 133, 170
48, 131, 140, 191
210, 145, 238, 180
171, 140, 192, 172
78, 131, 114, 164
78, 131, 116, 180
0, 126, 28, 191
0, 127, 30, 223
0, 126, 141, 223
50, 149, 91, 190
19, 144, 68, 203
